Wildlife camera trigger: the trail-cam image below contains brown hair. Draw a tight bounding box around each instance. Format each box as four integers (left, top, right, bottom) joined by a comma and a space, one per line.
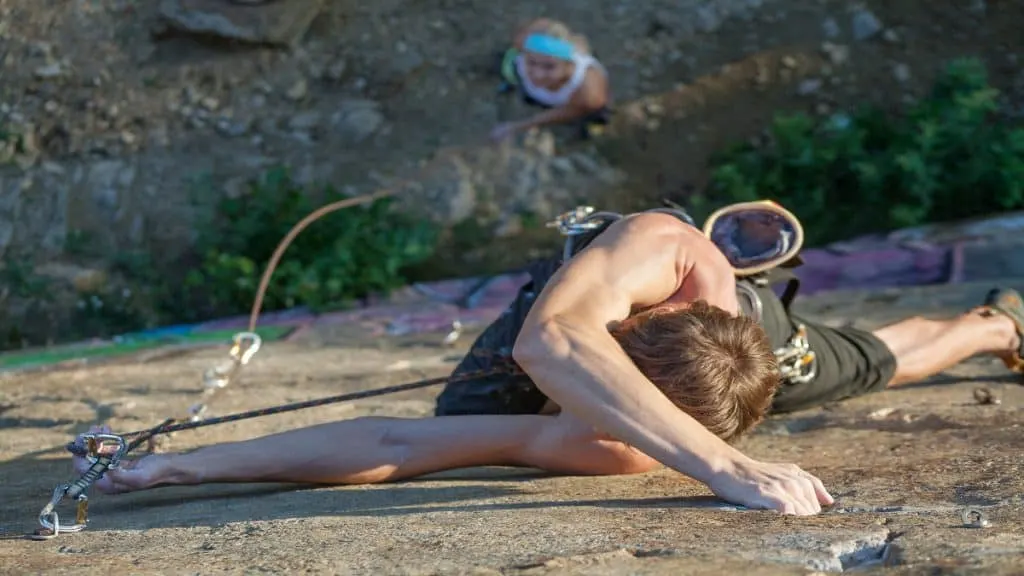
610, 300, 779, 443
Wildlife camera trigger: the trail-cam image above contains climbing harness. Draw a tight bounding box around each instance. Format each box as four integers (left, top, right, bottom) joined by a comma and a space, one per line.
742, 269, 818, 386
742, 274, 818, 387
740, 267, 818, 387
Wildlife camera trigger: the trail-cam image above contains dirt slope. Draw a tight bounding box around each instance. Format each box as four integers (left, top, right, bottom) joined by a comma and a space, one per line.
2, 0, 1023, 348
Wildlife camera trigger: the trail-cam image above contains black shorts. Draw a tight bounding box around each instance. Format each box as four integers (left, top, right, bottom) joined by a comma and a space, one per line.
434, 269, 554, 417
435, 293, 900, 417
768, 314, 898, 414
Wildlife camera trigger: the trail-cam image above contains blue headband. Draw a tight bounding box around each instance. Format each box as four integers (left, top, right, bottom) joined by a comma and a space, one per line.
523, 33, 575, 61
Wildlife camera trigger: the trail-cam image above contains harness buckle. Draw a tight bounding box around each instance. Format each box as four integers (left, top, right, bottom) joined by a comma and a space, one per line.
774, 324, 817, 385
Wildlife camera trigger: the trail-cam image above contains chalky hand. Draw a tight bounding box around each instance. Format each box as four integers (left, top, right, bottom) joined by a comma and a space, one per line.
707, 457, 834, 516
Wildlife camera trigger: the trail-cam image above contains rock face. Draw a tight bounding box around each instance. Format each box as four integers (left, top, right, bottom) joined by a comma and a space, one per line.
400, 131, 625, 231
0, 170, 70, 260
1, 280, 1023, 574
158, 0, 325, 46
0, 129, 621, 267
850, 6, 884, 41
331, 100, 386, 143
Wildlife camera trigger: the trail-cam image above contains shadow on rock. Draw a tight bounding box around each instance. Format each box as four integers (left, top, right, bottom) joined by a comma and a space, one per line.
755, 412, 971, 436
900, 372, 1023, 390
89, 490, 745, 532
1, 451, 743, 535
839, 413, 970, 433
0, 416, 76, 430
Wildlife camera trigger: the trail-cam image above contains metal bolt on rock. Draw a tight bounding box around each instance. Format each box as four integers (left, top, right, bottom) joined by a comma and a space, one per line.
960, 507, 991, 528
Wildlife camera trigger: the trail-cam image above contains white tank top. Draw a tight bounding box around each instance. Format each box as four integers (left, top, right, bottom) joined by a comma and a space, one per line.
515, 53, 605, 108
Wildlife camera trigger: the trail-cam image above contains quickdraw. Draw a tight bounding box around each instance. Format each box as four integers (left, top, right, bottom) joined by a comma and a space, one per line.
29, 433, 128, 540
181, 188, 405, 429
774, 324, 817, 385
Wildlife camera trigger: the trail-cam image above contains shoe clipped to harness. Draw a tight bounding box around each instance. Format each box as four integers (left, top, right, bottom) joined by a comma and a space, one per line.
700, 199, 806, 319
701, 200, 805, 277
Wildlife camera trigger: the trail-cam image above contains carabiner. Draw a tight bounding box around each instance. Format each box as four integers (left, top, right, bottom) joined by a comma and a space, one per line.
34, 433, 126, 539
230, 332, 262, 365
80, 433, 128, 469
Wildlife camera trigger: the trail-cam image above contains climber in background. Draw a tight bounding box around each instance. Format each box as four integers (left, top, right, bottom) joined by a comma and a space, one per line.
492, 18, 612, 141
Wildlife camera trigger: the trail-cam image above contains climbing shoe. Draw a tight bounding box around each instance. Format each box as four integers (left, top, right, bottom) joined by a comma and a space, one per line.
983, 287, 1024, 373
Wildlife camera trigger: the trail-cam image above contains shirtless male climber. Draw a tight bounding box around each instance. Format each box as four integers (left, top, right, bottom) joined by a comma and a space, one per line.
71, 202, 1024, 517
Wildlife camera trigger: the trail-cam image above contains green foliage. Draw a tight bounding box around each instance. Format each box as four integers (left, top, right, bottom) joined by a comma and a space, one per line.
0, 166, 441, 352
702, 58, 1024, 246
71, 288, 152, 341
0, 122, 28, 165
0, 255, 52, 302
165, 167, 439, 322
0, 254, 56, 349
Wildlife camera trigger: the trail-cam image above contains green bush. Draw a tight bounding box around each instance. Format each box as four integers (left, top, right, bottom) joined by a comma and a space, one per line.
0, 255, 55, 349
700, 58, 1024, 246
164, 167, 439, 322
